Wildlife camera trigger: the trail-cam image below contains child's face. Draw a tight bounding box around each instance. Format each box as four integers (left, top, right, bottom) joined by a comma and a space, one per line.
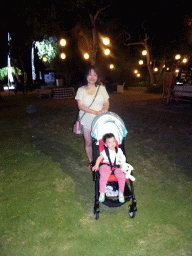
105, 137, 116, 151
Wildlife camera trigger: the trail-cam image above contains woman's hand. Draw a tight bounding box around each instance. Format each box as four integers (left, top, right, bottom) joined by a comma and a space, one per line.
97, 109, 107, 115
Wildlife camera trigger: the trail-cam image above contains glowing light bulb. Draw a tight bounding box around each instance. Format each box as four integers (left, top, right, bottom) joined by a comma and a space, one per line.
183, 58, 188, 63
60, 39, 66, 46
104, 49, 110, 55
142, 50, 147, 56
103, 37, 110, 45
60, 53, 66, 59
175, 54, 181, 60
43, 56, 47, 62
84, 53, 89, 59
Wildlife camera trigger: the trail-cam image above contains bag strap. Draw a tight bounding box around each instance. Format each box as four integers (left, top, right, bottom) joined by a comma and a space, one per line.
104, 146, 119, 175
79, 85, 100, 121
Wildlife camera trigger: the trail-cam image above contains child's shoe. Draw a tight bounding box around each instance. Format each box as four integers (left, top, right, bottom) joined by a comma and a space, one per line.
119, 192, 125, 203
99, 193, 105, 203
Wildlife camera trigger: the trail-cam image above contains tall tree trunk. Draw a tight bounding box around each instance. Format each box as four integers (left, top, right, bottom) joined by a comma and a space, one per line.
143, 39, 154, 85
89, 6, 110, 66
89, 13, 97, 66
156, 60, 165, 83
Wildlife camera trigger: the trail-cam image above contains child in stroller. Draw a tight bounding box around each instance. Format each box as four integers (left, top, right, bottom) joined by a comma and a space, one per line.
92, 133, 127, 203
91, 111, 137, 219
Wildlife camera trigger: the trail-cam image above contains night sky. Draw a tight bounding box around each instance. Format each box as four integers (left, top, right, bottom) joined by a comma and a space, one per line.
0, 0, 192, 70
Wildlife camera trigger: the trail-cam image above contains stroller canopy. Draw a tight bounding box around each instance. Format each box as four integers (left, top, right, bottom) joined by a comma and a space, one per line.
91, 111, 128, 144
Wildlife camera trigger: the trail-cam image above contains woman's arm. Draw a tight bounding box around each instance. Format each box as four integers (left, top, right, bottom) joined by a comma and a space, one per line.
77, 99, 109, 116
103, 99, 109, 112
97, 100, 109, 115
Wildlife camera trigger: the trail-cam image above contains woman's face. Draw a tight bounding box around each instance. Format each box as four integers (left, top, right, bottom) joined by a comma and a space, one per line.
87, 69, 98, 85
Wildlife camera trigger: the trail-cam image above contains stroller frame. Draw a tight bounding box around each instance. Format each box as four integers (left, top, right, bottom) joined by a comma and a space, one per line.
92, 138, 137, 220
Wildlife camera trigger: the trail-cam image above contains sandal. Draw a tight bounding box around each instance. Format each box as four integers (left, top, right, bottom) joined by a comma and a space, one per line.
99, 193, 105, 203
119, 192, 125, 203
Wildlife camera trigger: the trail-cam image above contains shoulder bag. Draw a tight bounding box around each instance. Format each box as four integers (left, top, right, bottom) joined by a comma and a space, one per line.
73, 86, 100, 134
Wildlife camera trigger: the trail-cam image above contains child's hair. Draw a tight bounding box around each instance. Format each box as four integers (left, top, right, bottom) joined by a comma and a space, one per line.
102, 133, 115, 143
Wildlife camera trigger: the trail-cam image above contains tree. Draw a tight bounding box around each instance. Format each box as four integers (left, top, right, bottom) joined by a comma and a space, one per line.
75, 0, 112, 66
35, 37, 60, 65
126, 33, 165, 85
88, 5, 110, 66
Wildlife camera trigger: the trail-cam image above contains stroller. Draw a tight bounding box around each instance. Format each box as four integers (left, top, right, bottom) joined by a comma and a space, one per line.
91, 111, 137, 220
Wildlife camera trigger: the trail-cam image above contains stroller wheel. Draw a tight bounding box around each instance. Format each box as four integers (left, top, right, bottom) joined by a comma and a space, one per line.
95, 212, 99, 220
128, 205, 136, 218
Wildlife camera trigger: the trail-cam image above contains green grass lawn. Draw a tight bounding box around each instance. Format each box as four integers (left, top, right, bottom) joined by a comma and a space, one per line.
0, 92, 192, 255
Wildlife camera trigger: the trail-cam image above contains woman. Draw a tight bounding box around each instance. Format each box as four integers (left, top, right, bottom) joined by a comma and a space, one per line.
75, 66, 109, 168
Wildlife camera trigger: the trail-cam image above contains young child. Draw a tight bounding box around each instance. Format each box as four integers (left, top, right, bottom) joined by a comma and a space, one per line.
92, 133, 126, 203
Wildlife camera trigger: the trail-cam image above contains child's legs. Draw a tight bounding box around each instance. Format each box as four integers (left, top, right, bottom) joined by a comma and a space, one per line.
99, 165, 111, 193
114, 168, 126, 193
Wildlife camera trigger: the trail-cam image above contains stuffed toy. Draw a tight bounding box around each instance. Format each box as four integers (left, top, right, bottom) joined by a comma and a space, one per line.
116, 153, 135, 181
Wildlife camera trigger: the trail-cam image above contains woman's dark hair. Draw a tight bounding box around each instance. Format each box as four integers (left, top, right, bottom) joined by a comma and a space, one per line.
102, 133, 115, 143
